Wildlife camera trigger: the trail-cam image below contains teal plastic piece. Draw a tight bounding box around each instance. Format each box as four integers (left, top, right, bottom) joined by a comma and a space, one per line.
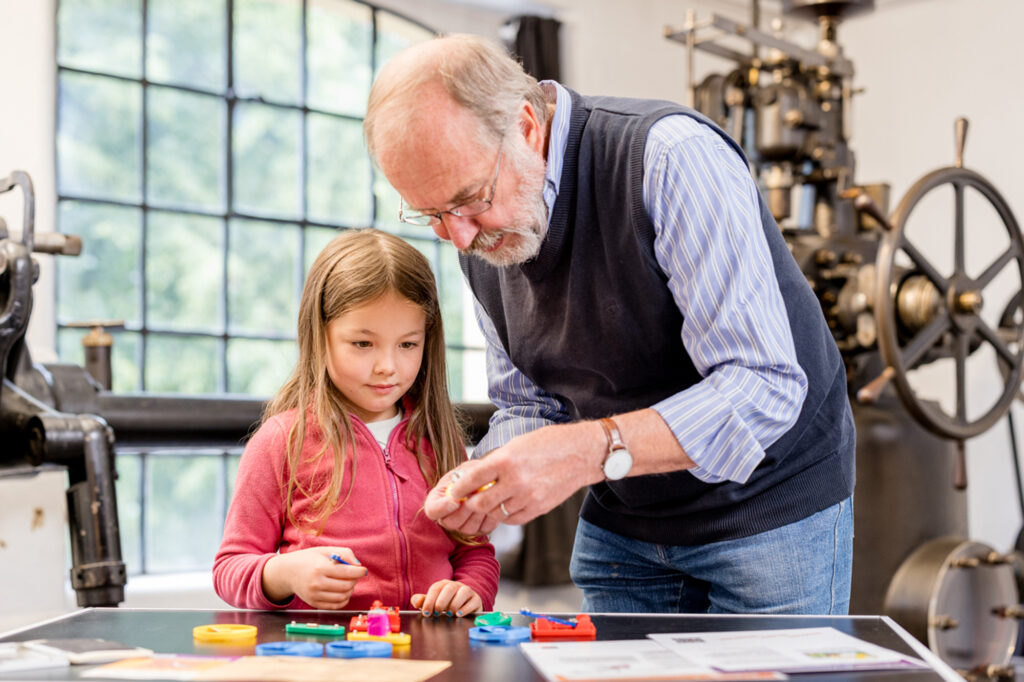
473, 612, 512, 626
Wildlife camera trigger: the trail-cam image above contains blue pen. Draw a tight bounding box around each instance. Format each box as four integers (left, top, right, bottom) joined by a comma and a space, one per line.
519, 608, 576, 626
330, 554, 352, 566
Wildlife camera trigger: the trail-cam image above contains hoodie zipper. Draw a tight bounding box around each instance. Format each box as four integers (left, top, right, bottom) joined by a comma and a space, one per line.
357, 417, 413, 607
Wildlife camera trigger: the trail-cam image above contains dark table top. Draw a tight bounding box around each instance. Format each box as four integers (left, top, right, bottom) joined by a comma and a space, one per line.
0, 609, 958, 681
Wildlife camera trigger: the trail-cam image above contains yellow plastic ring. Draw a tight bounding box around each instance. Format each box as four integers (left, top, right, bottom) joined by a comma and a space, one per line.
193, 624, 258, 643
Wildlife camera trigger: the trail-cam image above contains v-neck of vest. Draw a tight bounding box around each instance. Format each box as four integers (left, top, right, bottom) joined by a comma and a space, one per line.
516, 88, 590, 283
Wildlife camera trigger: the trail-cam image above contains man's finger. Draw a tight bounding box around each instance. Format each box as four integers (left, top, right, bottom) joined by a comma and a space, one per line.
424, 491, 462, 521
447, 462, 499, 501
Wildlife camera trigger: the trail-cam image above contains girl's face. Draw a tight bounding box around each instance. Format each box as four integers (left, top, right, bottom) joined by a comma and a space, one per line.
324, 290, 426, 423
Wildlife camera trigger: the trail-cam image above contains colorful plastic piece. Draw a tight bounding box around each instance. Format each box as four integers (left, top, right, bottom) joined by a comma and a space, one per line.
366, 610, 390, 637
325, 640, 392, 658
346, 630, 412, 646
285, 621, 346, 636
444, 480, 495, 501
467, 625, 531, 644
348, 600, 401, 632
192, 624, 258, 643
473, 611, 512, 627
255, 641, 323, 657
520, 608, 575, 626
528, 613, 596, 640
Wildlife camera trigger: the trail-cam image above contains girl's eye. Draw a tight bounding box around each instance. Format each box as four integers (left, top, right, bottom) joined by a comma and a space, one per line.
400, 341, 419, 349
352, 341, 371, 348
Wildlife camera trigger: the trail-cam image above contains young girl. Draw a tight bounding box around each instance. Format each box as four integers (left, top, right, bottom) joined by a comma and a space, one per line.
213, 229, 499, 616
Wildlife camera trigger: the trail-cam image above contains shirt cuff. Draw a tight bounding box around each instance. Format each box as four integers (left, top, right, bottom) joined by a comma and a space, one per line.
653, 381, 766, 484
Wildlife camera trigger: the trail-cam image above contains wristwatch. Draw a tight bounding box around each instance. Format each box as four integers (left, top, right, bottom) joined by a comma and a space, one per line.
599, 417, 633, 480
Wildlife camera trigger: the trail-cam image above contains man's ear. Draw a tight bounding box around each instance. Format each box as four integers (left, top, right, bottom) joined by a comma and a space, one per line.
519, 100, 545, 155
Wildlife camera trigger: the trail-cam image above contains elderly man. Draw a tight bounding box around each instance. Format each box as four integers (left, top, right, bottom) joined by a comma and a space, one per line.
363, 34, 855, 615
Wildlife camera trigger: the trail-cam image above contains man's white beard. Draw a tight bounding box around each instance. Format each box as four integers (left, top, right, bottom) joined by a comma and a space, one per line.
461, 142, 548, 267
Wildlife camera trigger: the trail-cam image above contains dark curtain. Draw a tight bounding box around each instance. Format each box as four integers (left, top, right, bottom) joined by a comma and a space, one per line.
504, 15, 561, 82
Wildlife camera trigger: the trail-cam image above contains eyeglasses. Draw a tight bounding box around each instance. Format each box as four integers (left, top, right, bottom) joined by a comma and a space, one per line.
398, 146, 504, 227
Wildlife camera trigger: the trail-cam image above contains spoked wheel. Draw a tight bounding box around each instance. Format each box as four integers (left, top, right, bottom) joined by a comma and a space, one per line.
998, 291, 1024, 404
874, 166, 1024, 440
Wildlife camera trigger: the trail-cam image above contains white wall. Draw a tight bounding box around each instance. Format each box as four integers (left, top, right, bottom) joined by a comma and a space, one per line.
840, 0, 1024, 560
2, 0, 1022, 585
0, 0, 57, 361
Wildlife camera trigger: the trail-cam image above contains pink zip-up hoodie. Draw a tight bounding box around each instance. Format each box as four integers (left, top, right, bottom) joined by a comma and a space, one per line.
213, 404, 499, 611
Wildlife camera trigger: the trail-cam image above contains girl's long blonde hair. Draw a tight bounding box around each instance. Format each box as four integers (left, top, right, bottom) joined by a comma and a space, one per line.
265, 228, 466, 535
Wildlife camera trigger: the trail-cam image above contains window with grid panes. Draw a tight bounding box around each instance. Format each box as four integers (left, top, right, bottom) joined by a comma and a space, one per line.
55, 0, 489, 574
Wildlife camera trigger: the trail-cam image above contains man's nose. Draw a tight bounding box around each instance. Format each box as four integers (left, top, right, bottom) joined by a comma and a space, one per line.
435, 214, 480, 250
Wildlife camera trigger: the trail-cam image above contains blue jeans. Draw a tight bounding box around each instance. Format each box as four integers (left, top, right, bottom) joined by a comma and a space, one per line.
569, 497, 853, 614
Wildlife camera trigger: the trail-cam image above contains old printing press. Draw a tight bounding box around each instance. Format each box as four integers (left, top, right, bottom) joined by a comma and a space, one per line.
667, 0, 1024, 675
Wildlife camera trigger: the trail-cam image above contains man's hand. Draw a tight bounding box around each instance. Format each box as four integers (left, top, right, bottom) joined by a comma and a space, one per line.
424, 421, 605, 532
424, 469, 500, 535
411, 579, 483, 617
261, 546, 367, 609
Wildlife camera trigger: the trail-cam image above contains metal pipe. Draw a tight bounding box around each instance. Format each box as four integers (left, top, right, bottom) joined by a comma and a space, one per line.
96, 393, 265, 449
52, 414, 126, 607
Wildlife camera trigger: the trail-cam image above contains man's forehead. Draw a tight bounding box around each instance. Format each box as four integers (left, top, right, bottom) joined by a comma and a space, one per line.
396, 86, 478, 148
377, 104, 493, 206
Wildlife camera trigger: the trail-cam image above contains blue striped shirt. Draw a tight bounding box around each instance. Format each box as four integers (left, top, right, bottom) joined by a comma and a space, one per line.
471, 81, 807, 484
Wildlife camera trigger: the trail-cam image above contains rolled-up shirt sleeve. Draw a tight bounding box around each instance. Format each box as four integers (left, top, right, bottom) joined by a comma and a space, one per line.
646, 116, 807, 484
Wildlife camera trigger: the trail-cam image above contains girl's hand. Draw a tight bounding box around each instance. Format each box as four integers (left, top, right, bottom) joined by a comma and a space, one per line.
262, 546, 366, 609
411, 580, 483, 617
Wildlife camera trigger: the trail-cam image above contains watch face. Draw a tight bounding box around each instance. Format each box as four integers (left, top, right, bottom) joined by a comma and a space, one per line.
603, 450, 633, 480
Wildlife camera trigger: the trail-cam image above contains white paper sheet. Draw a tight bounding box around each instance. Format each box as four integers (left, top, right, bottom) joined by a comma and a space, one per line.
647, 627, 929, 673
519, 639, 787, 681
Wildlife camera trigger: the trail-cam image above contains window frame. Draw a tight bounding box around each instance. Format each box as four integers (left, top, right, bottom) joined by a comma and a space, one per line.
54, 0, 486, 575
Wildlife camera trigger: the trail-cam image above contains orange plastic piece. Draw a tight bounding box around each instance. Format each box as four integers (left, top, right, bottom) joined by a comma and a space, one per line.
528, 614, 596, 640
444, 480, 495, 502
349, 601, 401, 632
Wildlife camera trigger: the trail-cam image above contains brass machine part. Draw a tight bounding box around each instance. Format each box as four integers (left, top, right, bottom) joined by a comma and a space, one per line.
961, 664, 1016, 682
885, 537, 1019, 671
64, 320, 124, 391
895, 275, 943, 333
991, 604, 1024, 619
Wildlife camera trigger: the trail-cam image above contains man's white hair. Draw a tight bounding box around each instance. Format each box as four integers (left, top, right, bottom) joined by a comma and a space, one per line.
364, 33, 547, 163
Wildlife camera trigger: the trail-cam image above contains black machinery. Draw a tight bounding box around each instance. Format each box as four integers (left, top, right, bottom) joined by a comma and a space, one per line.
666, 0, 1024, 676
0, 171, 271, 608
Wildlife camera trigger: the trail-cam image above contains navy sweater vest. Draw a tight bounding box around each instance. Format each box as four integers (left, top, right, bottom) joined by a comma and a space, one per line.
461, 89, 855, 545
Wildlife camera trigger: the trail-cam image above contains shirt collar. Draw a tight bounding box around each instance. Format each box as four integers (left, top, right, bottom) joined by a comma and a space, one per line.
540, 80, 571, 222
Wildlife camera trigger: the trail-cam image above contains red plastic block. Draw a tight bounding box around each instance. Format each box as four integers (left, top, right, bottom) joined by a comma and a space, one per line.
349, 600, 401, 633
529, 614, 596, 640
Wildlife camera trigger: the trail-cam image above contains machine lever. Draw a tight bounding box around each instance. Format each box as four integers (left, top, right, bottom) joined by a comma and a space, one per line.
7, 230, 82, 256
855, 365, 893, 404
955, 117, 968, 169
982, 552, 1013, 565
953, 439, 967, 490
841, 187, 894, 232
991, 605, 1024, 619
